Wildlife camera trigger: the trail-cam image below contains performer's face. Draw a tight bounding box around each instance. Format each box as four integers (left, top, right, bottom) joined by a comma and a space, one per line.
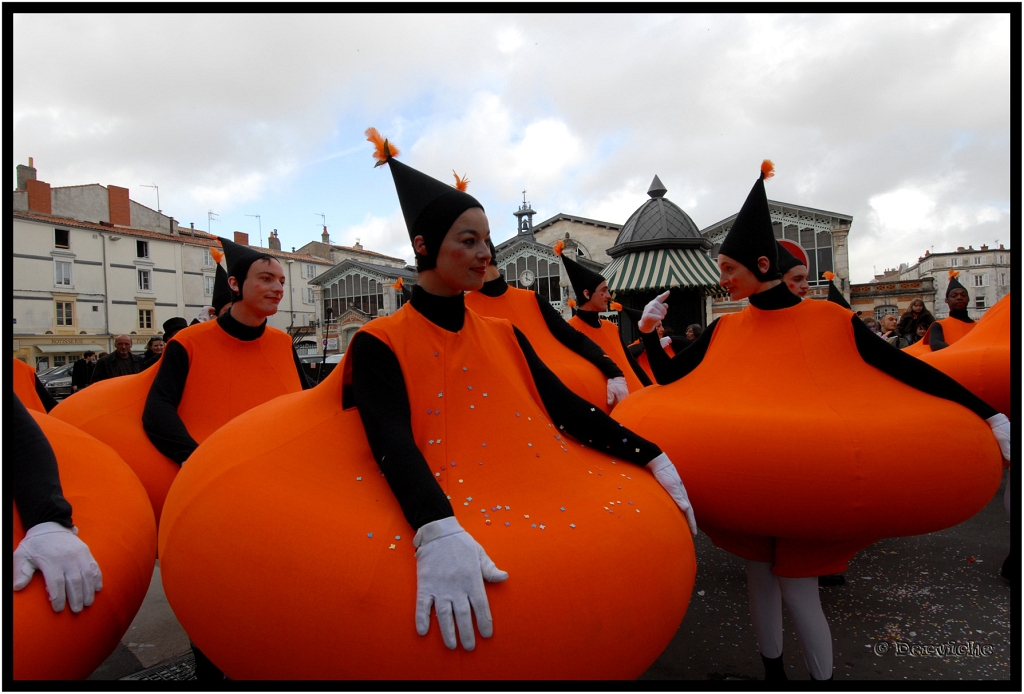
433, 208, 492, 292
782, 265, 809, 298
238, 258, 286, 318
947, 288, 969, 312
582, 282, 611, 311
717, 254, 762, 301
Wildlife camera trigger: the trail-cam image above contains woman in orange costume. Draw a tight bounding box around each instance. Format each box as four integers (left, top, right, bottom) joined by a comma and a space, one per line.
777, 238, 809, 298
903, 270, 976, 356
13, 393, 156, 680
50, 264, 234, 524
156, 130, 698, 679
625, 313, 679, 384
558, 244, 652, 393
614, 160, 1009, 681
13, 357, 58, 413
465, 231, 629, 412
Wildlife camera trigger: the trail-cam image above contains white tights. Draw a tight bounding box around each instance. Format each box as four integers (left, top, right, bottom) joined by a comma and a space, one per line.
745, 560, 833, 680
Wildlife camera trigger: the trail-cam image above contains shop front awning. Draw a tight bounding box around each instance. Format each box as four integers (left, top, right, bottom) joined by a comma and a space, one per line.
35, 343, 106, 353
603, 248, 725, 294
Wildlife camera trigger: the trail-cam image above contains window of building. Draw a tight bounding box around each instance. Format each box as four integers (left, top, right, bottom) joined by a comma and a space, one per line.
53, 356, 67, 367
972, 274, 986, 287
138, 269, 151, 291
304, 287, 315, 304
951, 257, 962, 267
136, 240, 149, 258
972, 255, 983, 265
303, 263, 317, 279
36, 357, 49, 371
874, 305, 898, 320
998, 254, 1005, 264
324, 273, 385, 318
1000, 273, 1007, 286
203, 247, 214, 266
54, 229, 70, 249
139, 309, 153, 329
204, 275, 215, 296
502, 255, 562, 303
976, 296, 986, 310
55, 301, 74, 326
54, 260, 73, 287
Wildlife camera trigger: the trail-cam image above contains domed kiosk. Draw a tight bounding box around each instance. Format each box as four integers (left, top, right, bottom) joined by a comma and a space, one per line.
602, 176, 723, 344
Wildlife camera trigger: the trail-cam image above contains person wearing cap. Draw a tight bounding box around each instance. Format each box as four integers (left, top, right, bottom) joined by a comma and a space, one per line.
344, 129, 698, 653
143, 238, 311, 466
161, 317, 190, 344
776, 239, 809, 299
903, 271, 975, 356
632, 160, 1011, 681
13, 358, 59, 413
555, 243, 652, 393
466, 235, 630, 412
13, 393, 103, 615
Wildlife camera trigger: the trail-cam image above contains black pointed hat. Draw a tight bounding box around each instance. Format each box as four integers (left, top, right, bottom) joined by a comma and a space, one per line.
486, 237, 498, 267
776, 239, 808, 275
823, 272, 852, 310
554, 240, 606, 304
945, 269, 968, 298
718, 160, 779, 281
218, 236, 273, 300
211, 264, 232, 312
367, 128, 483, 271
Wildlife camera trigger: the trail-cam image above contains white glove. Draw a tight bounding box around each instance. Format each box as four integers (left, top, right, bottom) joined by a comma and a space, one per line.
413, 517, 508, 651
647, 453, 698, 536
195, 306, 216, 323
987, 414, 1010, 462
607, 377, 629, 406
660, 336, 673, 349
13, 522, 102, 613
639, 291, 670, 333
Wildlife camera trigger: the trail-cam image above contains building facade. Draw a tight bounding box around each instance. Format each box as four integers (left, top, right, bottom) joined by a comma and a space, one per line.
892, 245, 1011, 320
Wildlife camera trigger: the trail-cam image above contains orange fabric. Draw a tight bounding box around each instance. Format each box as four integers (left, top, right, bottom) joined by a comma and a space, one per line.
51, 365, 178, 524
568, 316, 645, 392
158, 304, 696, 679
14, 411, 156, 680
903, 316, 976, 357
635, 343, 675, 384
13, 358, 46, 413
172, 320, 303, 443
921, 294, 1011, 419
612, 299, 1003, 577
466, 288, 611, 412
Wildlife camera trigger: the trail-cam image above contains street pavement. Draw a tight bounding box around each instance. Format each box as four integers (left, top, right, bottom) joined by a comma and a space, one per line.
89, 476, 1011, 681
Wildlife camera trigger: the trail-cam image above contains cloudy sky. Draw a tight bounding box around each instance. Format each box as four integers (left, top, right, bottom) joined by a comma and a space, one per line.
13, 13, 1011, 282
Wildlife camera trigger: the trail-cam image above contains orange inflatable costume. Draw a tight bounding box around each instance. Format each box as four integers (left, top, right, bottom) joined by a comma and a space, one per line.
14, 411, 156, 680
568, 316, 645, 392
157, 303, 696, 679
13, 357, 48, 413
920, 293, 1012, 418
465, 286, 613, 412
614, 297, 1004, 576
903, 316, 975, 357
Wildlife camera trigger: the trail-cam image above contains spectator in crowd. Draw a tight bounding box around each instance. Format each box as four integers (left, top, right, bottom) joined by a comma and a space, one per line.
877, 314, 899, 340
90, 336, 142, 384
71, 351, 97, 393
907, 317, 933, 346
141, 337, 165, 370
862, 316, 879, 333
896, 298, 933, 339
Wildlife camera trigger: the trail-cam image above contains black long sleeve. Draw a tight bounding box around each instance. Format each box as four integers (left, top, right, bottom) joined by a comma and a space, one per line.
13, 395, 74, 530
642, 318, 720, 385
35, 375, 58, 413
621, 332, 653, 387
512, 327, 660, 465
851, 316, 997, 420
534, 295, 623, 379
292, 347, 312, 390
143, 341, 199, 465
928, 322, 949, 351
348, 332, 455, 530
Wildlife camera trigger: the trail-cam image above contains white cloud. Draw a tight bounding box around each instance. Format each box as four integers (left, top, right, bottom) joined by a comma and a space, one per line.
496, 27, 525, 54
334, 210, 414, 264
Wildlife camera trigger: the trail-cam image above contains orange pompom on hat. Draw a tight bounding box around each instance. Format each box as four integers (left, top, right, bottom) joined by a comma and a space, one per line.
554, 238, 606, 303
14, 410, 156, 680
158, 307, 696, 679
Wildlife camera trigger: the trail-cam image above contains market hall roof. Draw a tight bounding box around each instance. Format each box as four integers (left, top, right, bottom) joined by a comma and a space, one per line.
607, 176, 710, 259
309, 258, 418, 287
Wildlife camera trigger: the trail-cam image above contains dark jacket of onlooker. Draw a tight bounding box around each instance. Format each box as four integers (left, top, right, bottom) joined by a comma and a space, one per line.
71, 354, 96, 392
91, 351, 143, 384
897, 307, 935, 339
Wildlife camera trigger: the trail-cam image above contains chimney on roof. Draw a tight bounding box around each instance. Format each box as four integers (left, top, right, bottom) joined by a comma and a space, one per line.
108, 185, 130, 226
17, 158, 37, 191
190, 222, 195, 230
234, 231, 249, 246
981, 244, 988, 251
322, 225, 330, 244
924, 250, 929, 256
957, 246, 965, 252
26, 177, 52, 214
268, 229, 281, 251
999, 244, 1004, 249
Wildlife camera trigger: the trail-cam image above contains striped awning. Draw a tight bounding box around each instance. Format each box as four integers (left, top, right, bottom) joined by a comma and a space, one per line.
603, 248, 724, 294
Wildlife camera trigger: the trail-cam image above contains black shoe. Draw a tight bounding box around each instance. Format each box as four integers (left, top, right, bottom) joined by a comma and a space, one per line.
762, 653, 788, 681
1001, 554, 1010, 581
818, 574, 845, 587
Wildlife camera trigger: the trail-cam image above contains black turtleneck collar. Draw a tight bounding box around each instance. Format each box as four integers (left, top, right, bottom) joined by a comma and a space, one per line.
574, 309, 602, 328
748, 281, 802, 310
948, 309, 974, 323
478, 276, 509, 298
218, 308, 267, 341
411, 285, 466, 332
